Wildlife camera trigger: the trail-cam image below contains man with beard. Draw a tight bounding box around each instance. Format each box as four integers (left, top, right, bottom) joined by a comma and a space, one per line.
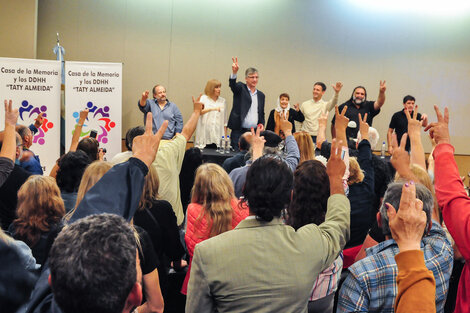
331, 81, 386, 142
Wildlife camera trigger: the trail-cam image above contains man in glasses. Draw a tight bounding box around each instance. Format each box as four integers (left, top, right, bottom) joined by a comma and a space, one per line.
227, 57, 265, 150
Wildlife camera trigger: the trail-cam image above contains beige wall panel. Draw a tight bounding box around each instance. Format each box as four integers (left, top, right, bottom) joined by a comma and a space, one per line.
0, 0, 37, 59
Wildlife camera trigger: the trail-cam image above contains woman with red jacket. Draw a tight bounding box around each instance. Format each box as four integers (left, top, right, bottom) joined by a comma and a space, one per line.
181, 163, 248, 294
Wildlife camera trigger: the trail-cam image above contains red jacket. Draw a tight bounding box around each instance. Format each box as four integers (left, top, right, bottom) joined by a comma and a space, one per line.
181, 198, 249, 294
434, 143, 470, 313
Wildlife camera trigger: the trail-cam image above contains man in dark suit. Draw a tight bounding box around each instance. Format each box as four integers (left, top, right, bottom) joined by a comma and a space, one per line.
227, 57, 265, 150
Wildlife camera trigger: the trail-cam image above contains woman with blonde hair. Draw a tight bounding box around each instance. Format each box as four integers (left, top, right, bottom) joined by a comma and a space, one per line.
181, 163, 249, 294
194, 79, 227, 149
10, 176, 65, 265
294, 131, 315, 164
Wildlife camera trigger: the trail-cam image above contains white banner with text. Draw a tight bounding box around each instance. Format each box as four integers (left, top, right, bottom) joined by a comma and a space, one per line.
0, 57, 61, 173
65, 61, 122, 160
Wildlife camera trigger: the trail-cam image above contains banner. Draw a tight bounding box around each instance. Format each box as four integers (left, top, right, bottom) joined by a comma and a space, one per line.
0, 57, 61, 173
65, 62, 122, 161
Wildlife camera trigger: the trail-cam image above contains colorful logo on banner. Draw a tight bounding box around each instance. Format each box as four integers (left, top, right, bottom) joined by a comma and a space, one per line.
72, 101, 116, 144
19, 100, 54, 145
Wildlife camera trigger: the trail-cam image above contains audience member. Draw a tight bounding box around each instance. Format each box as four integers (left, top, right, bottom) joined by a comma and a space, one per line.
138, 85, 183, 139
152, 95, 204, 226
300, 82, 342, 143
0, 228, 38, 313
227, 57, 265, 150
331, 82, 386, 141
0, 100, 18, 187
266, 93, 304, 135
134, 164, 186, 300
287, 160, 343, 313
186, 139, 350, 312
222, 131, 251, 173
0, 133, 31, 230
294, 131, 316, 164
194, 79, 227, 149
343, 114, 375, 264
427, 105, 470, 313
55, 150, 92, 212
182, 163, 249, 295
229, 118, 300, 198
16, 124, 43, 174
49, 214, 143, 313
111, 126, 145, 164
338, 181, 453, 313
70, 160, 113, 216
77, 137, 100, 161
9, 176, 65, 266
179, 147, 203, 215
386, 182, 436, 313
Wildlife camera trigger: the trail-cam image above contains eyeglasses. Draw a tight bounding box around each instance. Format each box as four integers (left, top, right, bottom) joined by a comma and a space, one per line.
247, 75, 258, 79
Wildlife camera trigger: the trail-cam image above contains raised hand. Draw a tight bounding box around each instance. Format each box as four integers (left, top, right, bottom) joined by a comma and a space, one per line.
34, 112, 45, 128
327, 138, 346, 179
192, 93, 204, 114
140, 90, 150, 107
405, 105, 423, 139
132, 112, 168, 168
318, 112, 328, 129
358, 113, 369, 142
79, 108, 89, 123
391, 133, 411, 176
386, 181, 427, 251
424, 105, 450, 145
294, 102, 300, 111
279, 114, 293, 136
332, 82, 343, 94
379, 80, 387, 93
231, 57, 239, 75
4, 99, 18, 126
251, 124, 266, 161
334, 105, 349, 132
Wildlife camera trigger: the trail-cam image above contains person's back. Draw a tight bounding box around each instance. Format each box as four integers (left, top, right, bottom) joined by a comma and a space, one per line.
188, 215, 347, 313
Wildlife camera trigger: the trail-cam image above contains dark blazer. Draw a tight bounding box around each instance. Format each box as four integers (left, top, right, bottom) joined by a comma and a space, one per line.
266, 108, 305, 134
227, 78, 265, 130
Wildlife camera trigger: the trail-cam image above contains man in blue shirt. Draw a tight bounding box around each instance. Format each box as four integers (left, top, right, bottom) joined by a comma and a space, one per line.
138, 84, 183, 139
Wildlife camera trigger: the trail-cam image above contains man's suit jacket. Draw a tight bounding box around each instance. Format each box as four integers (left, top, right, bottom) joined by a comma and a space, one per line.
227, 78, 265, 130
185, 194, 350, 313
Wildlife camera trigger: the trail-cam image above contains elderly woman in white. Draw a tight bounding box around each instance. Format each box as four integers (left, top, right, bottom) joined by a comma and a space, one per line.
194, 79, 227, 149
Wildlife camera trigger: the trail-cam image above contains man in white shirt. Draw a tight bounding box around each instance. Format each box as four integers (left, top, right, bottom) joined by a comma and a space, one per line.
300, 81, 343, 143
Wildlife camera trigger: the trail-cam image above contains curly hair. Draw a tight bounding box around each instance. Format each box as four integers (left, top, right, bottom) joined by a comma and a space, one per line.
287, 160, 330, 230
56, 150, 92, 192
242, 155, 293, 222
13, 176, 65, 247
191, 163, 235, 238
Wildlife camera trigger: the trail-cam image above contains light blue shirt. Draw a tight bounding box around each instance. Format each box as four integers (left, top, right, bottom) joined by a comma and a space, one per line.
138, 99, 183, 139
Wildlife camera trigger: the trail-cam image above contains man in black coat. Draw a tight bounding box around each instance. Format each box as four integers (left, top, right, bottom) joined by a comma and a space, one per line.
227, 57, 265, 150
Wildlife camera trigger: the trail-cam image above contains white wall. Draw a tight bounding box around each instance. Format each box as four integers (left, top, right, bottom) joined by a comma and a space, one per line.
36, 0, 470, 153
